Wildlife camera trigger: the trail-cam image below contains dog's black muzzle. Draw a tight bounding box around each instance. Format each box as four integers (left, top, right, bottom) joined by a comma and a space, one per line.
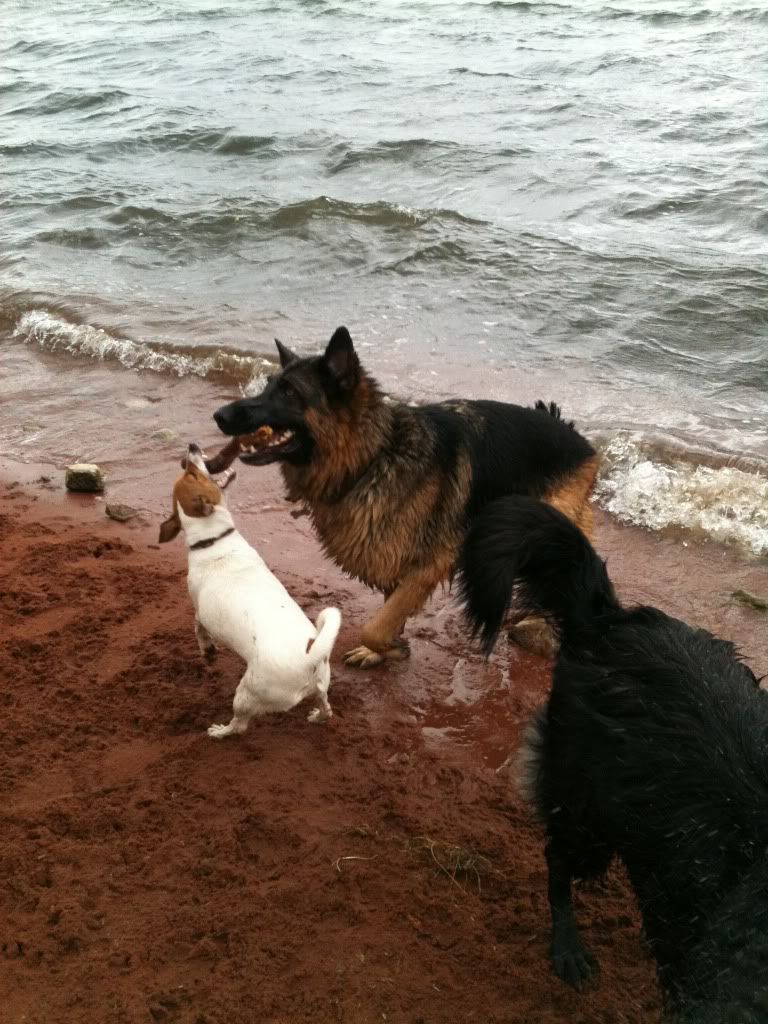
213, 397, 266, 437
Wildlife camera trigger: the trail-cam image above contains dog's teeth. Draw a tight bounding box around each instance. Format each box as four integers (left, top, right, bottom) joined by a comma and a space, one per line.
238, 431, 293, 453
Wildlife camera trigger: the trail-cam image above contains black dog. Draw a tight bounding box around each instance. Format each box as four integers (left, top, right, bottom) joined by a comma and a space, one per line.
458, 496, 768, 1022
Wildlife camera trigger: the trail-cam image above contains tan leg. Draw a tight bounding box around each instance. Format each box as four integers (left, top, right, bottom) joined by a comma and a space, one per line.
511, 459, 598, 659
544, 455, 598, 537
345, 568, 443, 668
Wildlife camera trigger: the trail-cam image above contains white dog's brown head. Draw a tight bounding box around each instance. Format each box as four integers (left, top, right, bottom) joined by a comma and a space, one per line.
158, 443, 236, 543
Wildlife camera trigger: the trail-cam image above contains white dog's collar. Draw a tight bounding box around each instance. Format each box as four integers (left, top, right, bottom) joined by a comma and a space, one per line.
190, 526, 235, 551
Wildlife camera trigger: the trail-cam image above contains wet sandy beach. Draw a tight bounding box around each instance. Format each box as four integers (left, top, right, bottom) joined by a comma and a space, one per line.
1, 443, 765, 1024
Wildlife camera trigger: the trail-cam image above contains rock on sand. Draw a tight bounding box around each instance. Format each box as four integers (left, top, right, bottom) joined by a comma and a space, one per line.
65, 463, 105, 493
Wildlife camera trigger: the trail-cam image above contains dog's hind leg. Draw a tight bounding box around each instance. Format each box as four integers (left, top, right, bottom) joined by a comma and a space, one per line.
345, 566, 444, 668
546, 837, 598, 989
207, 673, 259, 739
195, 618, 217, 662
508, 616, 557, 658
307, 663, 333, 724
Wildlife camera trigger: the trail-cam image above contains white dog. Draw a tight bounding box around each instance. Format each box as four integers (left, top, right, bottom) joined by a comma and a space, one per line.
158, 443, 341, 738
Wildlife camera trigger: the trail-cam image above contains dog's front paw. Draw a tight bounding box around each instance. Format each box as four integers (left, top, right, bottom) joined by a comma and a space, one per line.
551, 937, 598, 990
345, 645, 385, 668
345, 640, 411, 668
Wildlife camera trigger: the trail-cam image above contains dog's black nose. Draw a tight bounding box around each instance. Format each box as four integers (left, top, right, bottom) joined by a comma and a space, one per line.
188, 442, 201, 454
213, 399, 249, 436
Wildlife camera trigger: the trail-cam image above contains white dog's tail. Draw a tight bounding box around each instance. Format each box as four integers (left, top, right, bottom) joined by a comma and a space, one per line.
306, 607, 342, 668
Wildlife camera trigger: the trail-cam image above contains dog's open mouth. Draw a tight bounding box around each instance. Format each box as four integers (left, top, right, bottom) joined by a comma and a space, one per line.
202, 426, 301, 473
237, 426, 299, 465
181, 447, 238, 489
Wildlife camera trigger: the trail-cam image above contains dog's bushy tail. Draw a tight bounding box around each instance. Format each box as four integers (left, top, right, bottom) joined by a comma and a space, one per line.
457, 495, 619, 655
306, 607, 342, 667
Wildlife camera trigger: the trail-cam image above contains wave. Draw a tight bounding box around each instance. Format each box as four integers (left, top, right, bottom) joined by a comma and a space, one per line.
603, 7, 711, 23
451, 66, 519, 79
382, 240, 474, 274
216, 133, 277, 155
326, 137, 530, 174
326, 137, 460, 173
6, 87, 131, 117
469, 1, 564, 11
22, 194, 481, 256
596, 435, 768, 558
602, 5, 767, 24
11, 311, 273, 395
265, 195, 485, 230
35, 228, 112, 250
0, 80, 30, 96
0, 129, 278, 160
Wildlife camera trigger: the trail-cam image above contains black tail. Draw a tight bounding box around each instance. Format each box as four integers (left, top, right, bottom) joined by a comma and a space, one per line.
457, 496, 619, 656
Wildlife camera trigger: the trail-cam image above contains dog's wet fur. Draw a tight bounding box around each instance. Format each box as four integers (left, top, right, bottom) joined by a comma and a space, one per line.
210, 327, 598, 666
458, 496, 768, 1022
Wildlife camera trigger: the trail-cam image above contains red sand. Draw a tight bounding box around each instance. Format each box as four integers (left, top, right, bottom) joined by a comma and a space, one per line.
2, 456, 766, 1024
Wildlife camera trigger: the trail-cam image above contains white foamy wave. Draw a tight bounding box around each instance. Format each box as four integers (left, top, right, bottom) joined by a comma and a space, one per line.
596, 435, 768, 557
13, 310, 271, 391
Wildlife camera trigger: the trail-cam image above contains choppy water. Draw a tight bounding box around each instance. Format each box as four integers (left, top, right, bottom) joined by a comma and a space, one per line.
2, 0, 767, 554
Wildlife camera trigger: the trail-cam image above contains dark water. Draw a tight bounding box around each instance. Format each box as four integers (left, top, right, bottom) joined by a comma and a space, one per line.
2, 0, 767, 553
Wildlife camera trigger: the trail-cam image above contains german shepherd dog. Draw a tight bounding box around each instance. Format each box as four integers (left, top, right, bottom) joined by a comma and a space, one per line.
458, 497, 767, 1021
207, 326, 598, 668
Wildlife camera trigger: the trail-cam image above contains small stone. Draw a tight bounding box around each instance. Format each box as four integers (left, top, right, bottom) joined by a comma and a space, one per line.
151, 428, 177, 443
106, 503, 139, 523
65, 464, 105, 493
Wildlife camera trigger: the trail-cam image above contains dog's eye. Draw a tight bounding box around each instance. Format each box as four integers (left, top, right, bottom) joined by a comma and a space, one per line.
279, 378, 297, 398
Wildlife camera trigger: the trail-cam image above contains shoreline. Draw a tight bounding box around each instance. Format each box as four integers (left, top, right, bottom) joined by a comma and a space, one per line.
4, 326, 767, 561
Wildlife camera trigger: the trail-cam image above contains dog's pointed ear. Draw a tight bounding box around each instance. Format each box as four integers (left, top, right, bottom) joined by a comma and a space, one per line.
158, 511, 181, 543
275, 338, 298, 369
322, 326, 359, 391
